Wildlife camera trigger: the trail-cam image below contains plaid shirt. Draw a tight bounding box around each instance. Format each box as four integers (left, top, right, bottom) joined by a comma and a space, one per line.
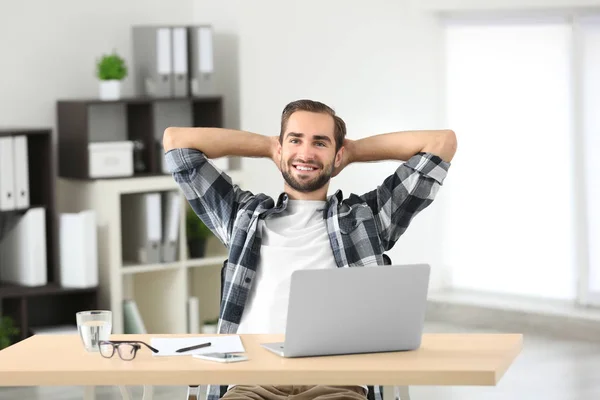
165, 148, 450, 400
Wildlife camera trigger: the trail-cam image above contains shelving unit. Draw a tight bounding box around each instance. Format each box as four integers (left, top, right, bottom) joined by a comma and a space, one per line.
54, 95, 237, 335
57, 171, 242, 335
0, 128, 97, 343
56, 96, 223, 179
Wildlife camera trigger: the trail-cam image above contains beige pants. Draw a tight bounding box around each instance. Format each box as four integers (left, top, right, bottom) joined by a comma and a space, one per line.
221, 386, 368, 400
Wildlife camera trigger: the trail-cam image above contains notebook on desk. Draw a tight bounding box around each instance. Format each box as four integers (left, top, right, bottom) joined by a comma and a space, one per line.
261, 264, 431, 358
150, 335, 245, 356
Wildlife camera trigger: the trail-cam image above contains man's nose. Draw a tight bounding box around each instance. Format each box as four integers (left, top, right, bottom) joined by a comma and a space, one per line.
297, 143, 316, 162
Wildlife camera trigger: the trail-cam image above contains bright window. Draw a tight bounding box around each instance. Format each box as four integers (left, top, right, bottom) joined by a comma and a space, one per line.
442, 19, 576, 299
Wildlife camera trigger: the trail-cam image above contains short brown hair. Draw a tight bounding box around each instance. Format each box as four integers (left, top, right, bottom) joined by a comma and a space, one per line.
279, 99, 346, 152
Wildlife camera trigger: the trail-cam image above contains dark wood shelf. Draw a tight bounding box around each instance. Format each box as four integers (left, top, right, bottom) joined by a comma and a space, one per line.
57, 95, 222, 106
0, 128, 55, 137
0, 127, 99, 344
0, 282, 98, 299
56, 96, 223, 180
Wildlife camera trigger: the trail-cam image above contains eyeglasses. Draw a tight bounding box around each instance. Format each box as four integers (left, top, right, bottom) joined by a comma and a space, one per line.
99, 340, 159, 361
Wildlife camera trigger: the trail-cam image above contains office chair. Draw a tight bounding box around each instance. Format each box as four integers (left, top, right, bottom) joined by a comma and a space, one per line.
186, 255, 410, 400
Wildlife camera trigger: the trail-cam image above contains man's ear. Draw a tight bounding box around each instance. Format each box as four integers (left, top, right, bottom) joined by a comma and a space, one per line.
334, 146, 344, 168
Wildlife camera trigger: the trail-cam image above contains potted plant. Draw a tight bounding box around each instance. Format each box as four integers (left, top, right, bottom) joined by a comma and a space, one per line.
201, 317, 219, 334
0, 316, 19, 350
186, 206, 213, 259
96, 50, 128, 100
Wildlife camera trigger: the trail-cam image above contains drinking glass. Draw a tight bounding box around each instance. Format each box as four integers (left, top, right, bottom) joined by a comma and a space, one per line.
76, 310, 112, 352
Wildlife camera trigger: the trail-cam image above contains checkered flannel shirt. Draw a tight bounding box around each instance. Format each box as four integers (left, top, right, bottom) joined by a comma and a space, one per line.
165, 147, 450, 400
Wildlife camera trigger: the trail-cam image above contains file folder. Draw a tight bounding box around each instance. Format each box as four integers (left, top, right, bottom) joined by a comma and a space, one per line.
0, 137, 16, 211
132, 26, 174, 97
59, 210, 98, 288
13, 135, 30, 209
0, 207, 47, 286
172, 27, 189, 97
121, 192, 162, 264
161, 191, 181, 262
189, 25, 217, 96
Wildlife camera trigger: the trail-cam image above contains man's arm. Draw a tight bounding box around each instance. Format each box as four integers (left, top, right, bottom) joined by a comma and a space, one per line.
163, 127, 278, 247
335, 129, 456, 176
343, 129, 456, 250
163, 127, 278, 160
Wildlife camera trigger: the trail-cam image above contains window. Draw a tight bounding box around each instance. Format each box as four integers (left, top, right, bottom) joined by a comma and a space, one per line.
442, 18, 577, 299
580, 17, 600, 302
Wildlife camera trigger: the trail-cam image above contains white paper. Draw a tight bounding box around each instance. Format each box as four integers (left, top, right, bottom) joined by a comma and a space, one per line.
150, 335, 245, 357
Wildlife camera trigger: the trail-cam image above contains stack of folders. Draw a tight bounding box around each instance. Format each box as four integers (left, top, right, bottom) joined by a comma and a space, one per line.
0, 135, 30, 212
0, 208, 47, 286
59, 210, 98, 288
132, 25, 216, 98
123, 299, 147, 334
122, 191, 180, 264
187, 296, 200, 334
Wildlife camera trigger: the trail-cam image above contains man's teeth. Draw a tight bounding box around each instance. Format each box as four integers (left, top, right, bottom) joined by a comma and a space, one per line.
296, 166, 315, 171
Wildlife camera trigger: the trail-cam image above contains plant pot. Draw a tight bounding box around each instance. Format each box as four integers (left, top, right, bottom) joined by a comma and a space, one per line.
99, 80, 121, 100
188, 238, 207, 259
201, 324, 218, 334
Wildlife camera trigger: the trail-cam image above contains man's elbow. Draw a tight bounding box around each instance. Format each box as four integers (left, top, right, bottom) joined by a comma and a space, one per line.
441, 129, 457, 162
424, 129, 457, 163
162, 127, 177, 152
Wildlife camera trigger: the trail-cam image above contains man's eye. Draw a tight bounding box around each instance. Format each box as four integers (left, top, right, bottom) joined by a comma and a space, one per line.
316, 142, 326, 147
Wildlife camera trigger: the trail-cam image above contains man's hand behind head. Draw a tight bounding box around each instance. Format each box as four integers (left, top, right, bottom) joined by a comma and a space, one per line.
331, 139, 352, 178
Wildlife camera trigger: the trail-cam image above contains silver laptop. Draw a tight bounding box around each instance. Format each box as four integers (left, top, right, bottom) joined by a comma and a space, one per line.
261, 264, 430, 358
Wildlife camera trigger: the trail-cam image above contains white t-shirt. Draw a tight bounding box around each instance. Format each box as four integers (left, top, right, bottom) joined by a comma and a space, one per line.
237, 199, 336, 334
234, 200, 367, 394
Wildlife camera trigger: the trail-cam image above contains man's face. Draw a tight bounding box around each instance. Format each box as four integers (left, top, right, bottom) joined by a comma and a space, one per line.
278, 111, 341, 193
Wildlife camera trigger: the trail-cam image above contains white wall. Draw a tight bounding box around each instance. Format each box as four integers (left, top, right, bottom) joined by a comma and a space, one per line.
0, 0, 194, 128
193, 0, 600, 292
194, 0, 448, 288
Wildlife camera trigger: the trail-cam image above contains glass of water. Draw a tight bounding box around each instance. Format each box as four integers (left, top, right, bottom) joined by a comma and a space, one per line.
76, 310, 112, 352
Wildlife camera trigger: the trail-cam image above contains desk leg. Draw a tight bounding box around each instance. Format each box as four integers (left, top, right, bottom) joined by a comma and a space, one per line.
142, 385, 154, 400
83, 386, 95, 400
119, 386, 132, 400
394, 386, 410, 400
187, 385, 201, 400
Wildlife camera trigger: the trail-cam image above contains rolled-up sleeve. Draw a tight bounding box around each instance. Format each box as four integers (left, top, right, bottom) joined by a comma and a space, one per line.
165, 148, 255, 247
360, 152, 451, 250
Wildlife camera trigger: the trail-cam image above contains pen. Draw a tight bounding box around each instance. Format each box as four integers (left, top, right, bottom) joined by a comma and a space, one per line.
175, 342, 212, 353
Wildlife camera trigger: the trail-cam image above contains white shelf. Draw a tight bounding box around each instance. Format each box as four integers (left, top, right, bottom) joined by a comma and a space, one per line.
56, 173, 242, 335
185, 256, 227, 268
121, 261, 182, 275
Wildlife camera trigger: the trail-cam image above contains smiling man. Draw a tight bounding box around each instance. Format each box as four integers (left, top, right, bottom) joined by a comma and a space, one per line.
163, 99, 457, 400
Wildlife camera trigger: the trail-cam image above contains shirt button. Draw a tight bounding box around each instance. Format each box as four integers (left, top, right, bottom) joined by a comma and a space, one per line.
245, 277, 252, 283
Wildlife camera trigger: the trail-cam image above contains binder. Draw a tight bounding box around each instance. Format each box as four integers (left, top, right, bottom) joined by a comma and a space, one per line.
59, 210, 98, 288
123, 299, 147, 334
121, 192, 162, 264
187, 297, 200, 334
0, 137, 15, 211
13, 135, 30, 209
0, 207, 47, 286
172, 27, 189, 97
188, 25, 217, 96
132, 26, 173, 97
162, 191, 180, 262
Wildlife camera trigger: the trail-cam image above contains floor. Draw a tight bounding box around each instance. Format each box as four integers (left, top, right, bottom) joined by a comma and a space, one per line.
1, 322, 599, 400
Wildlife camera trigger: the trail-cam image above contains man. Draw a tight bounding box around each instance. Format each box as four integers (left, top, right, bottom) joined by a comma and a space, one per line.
163, 99, 456, 400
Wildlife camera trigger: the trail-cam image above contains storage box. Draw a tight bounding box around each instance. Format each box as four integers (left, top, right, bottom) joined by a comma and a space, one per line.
88, 141, 134, 178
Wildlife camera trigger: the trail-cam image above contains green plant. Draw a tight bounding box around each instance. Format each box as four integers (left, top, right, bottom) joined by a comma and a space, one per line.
186, 206, 213, 241
203, 317, 219, 326
96, 51, 128, 81
0, 316, 19, 350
